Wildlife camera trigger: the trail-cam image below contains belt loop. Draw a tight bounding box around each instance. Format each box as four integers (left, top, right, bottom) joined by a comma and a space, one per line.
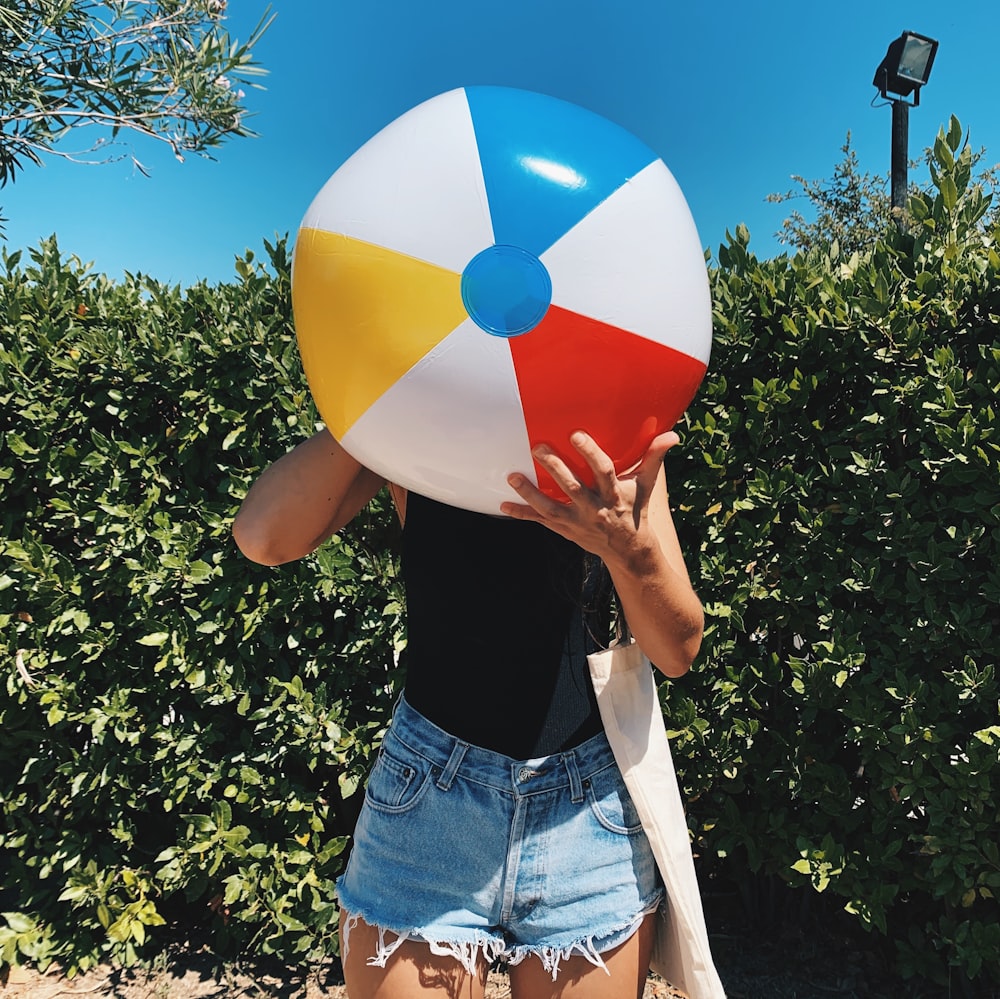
436, 740, 469, 791
563, 751, 584, 804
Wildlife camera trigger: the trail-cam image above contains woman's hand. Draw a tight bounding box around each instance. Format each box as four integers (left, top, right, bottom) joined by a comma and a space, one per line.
501, 431, 703, 677
500, 430, 677, 568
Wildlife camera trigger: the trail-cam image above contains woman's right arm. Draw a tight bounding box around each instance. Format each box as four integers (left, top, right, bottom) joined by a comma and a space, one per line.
233, 429, 386, 566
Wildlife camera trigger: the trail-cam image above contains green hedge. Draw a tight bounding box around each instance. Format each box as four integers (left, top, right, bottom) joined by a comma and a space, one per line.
1, 238, 404, 969
669, 122, 1000, 988
1, 120, 998, 989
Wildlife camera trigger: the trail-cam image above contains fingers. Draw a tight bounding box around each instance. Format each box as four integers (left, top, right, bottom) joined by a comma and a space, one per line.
567, 431, 618, 496
635, 431, 679, 490
499, 499, 544, 522
503, 430, 680, 518
527, 432, 618, 507
531, 439, 596, 505
563, 430, 677, 502
501, 472, 565, 521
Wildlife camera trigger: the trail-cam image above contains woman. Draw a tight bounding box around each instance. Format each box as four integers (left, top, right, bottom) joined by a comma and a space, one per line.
233, 425, 704, 999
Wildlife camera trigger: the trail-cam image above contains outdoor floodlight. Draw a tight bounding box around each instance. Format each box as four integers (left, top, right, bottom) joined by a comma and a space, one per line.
872, 30, 940, 219
873, 31, 939, 105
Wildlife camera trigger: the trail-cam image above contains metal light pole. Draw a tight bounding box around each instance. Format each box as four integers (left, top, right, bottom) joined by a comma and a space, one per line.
873, 31, 939, 225
891, 100, 909, 215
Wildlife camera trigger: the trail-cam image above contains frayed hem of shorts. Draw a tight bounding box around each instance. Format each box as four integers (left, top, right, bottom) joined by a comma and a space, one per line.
342, 891, 664, 984
505, 890, 665, 981
340, 910, 507, 979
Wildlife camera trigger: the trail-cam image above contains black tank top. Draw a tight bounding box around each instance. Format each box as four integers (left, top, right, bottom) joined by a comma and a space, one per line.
401, 492, 612, 759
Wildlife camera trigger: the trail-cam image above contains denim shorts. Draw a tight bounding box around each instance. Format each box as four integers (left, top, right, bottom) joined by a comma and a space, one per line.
337, 695, 663, 979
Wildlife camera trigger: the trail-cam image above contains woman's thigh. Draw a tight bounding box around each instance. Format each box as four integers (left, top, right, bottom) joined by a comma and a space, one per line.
507, 911, 656, 999
339, 911, 490, 999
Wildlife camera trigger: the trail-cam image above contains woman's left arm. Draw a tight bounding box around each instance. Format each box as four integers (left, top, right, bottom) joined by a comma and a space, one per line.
501, 431, 703, 678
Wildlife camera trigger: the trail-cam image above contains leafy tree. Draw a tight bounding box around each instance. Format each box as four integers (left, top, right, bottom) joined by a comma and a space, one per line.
768, 118, 999, 253
766, 132, 892, 255
0, 0, 271, 225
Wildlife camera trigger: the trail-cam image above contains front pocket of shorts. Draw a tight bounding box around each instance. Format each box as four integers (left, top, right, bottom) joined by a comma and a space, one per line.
364, 740, 431, 814
586, 765, 644, 835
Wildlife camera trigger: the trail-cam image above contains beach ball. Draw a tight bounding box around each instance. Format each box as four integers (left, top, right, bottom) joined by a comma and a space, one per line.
292, 86, 712, 516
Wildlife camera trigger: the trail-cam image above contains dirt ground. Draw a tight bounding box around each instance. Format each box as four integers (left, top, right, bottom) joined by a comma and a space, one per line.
0, 939, 983, 999
0, 921, 930, 999
1, 961, 685, 999
2, 896, 994, 999
0, 925, 913, 999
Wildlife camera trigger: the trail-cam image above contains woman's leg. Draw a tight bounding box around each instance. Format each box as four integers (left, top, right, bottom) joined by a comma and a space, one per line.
507, 911, 656, 999
339, 911, 490, 999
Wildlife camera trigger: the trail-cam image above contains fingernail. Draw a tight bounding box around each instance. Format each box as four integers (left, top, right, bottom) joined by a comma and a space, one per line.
532, 445, 551, 459
508, 473, 524, 487
570, 431, 587, 446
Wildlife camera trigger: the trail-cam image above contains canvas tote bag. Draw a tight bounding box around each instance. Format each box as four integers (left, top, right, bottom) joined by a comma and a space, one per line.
588, 641, 726, 999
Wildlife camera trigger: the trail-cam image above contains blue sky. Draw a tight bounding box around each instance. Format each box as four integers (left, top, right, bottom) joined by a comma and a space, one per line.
4, 0, 999, 286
